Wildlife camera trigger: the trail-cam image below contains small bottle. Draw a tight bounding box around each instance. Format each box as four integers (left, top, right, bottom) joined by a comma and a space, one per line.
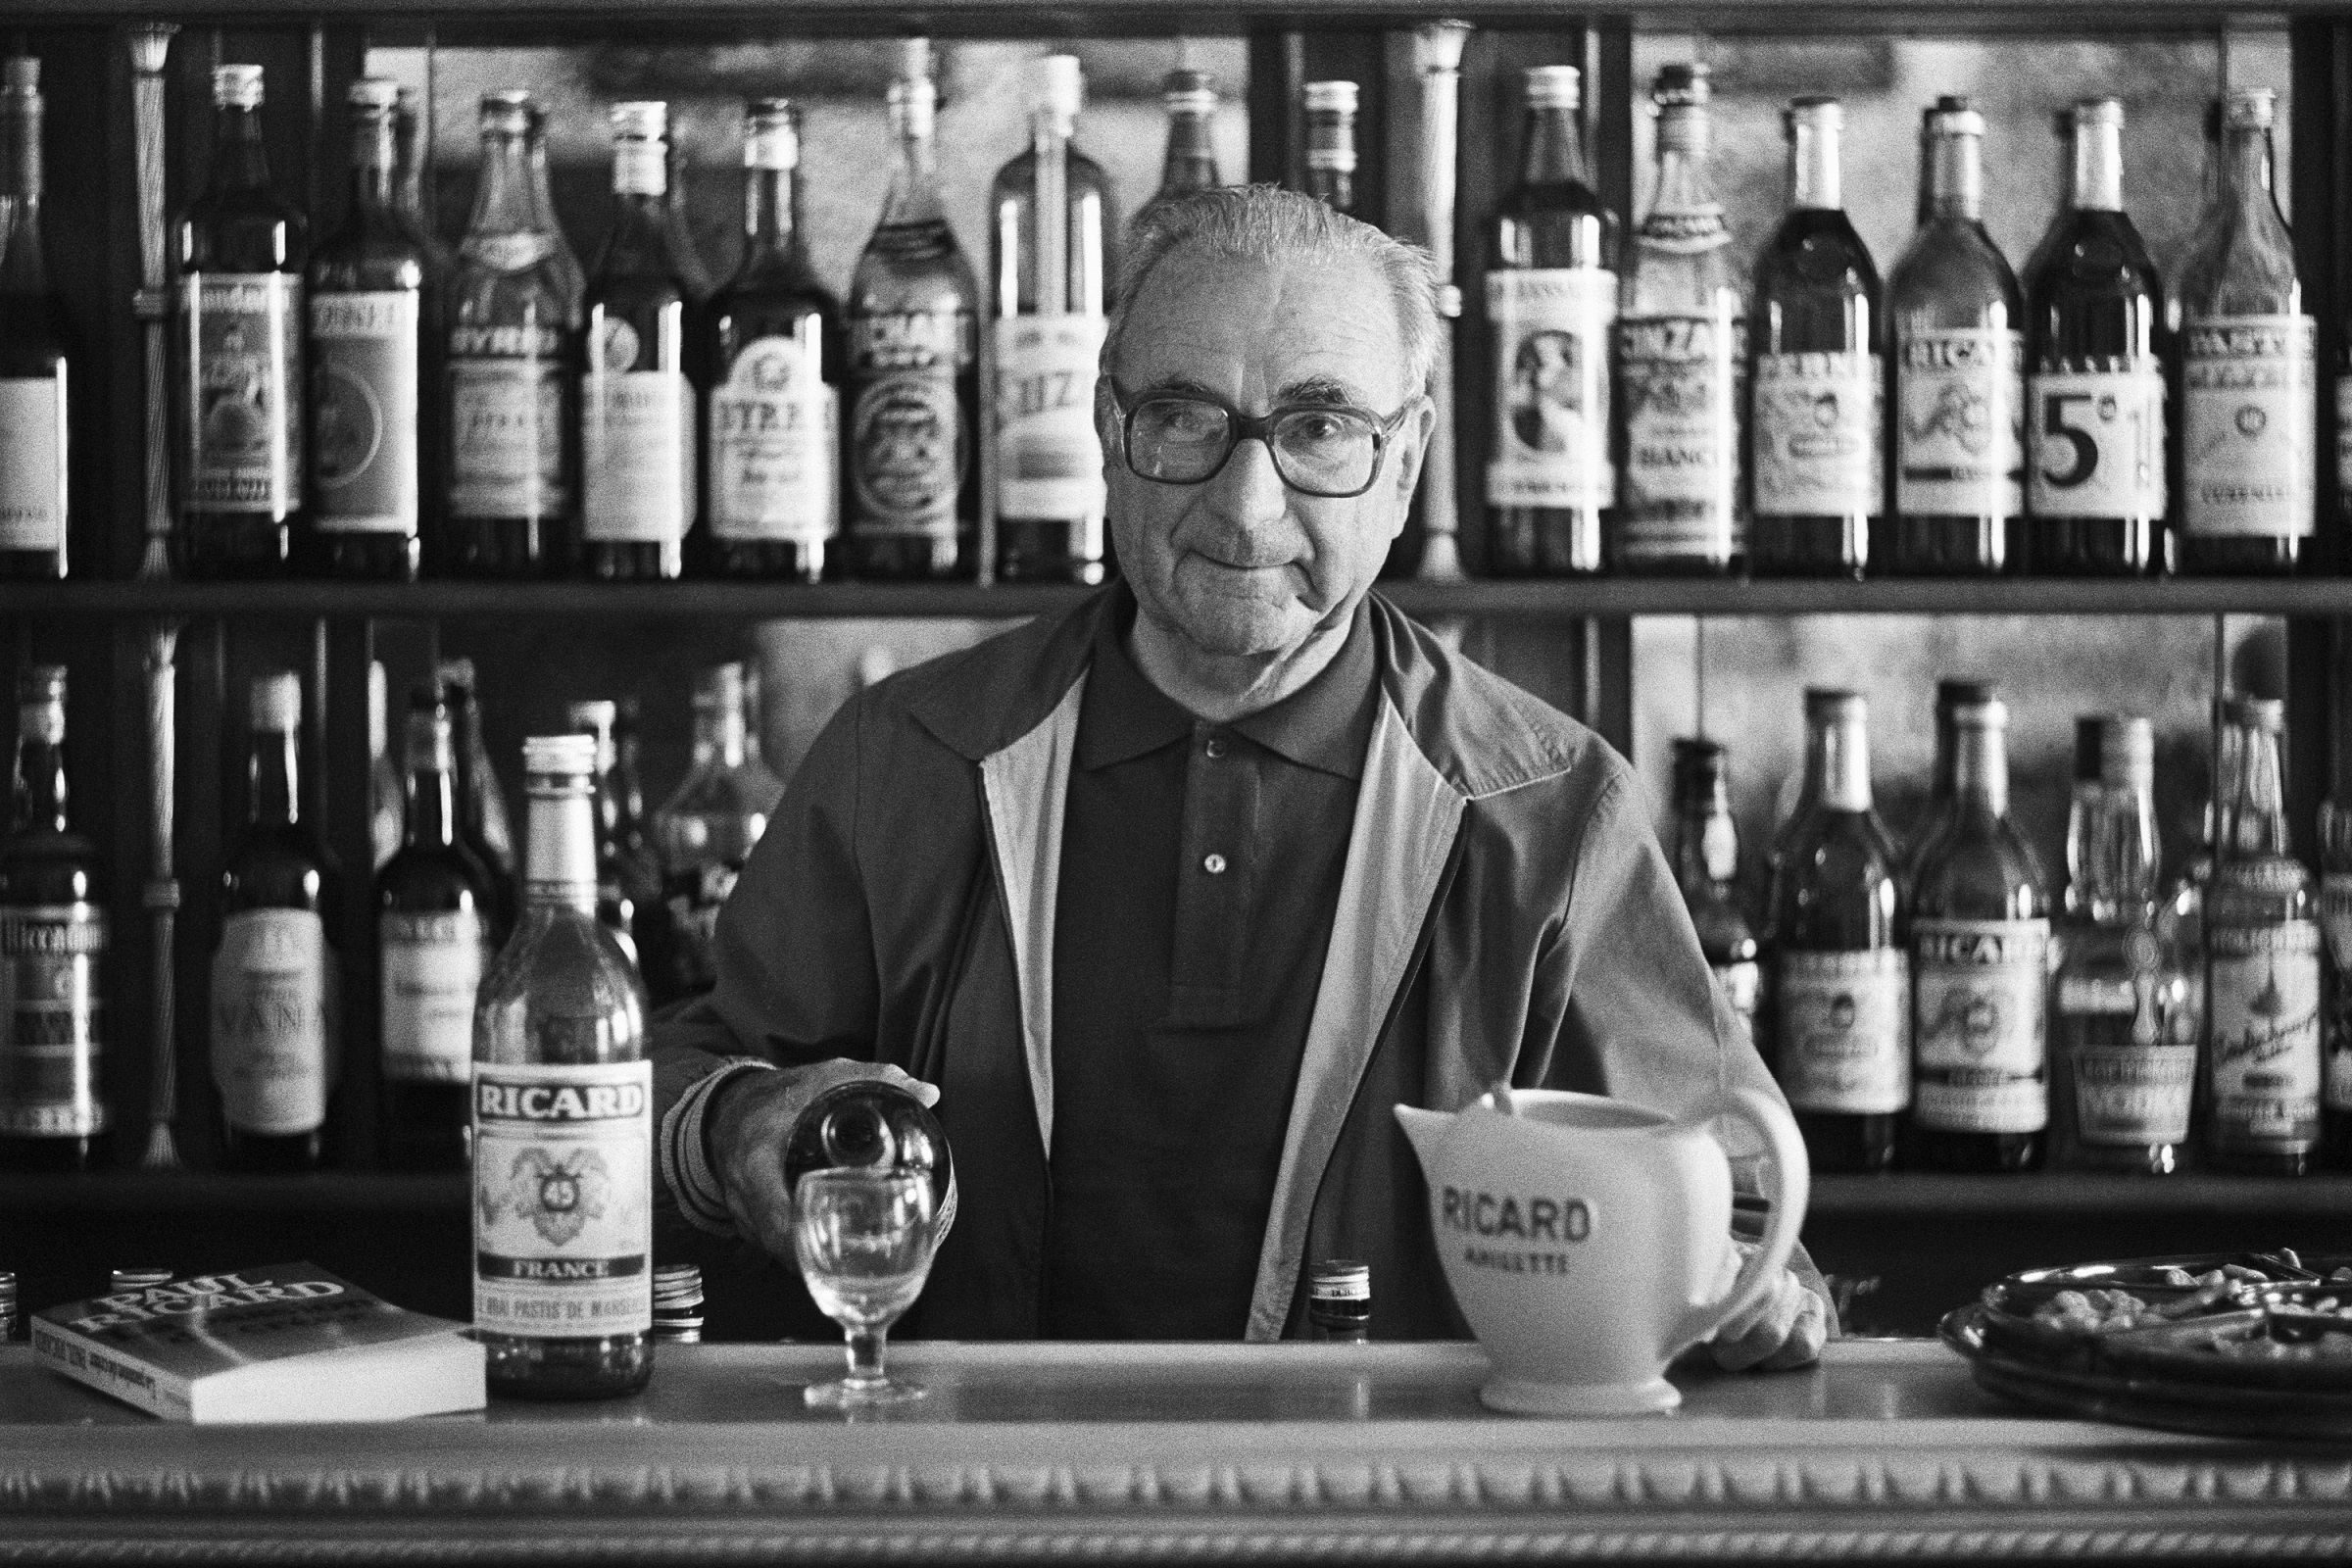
1305, 1260, 1371, 1343
647, 662, 783, 1007
176, 65, 308, 579
1300, 80, 1357, 215
439, 658, 517, 937
1748, 98, 1881, 578
368, 661, 404, 872
1671, 738, 1759, 1034
1146, 68, 1222, 215
565, 698, 655, 969
2319, 795, 2352, 1167
653, 1263, 706, 1343
472, 734, 652, 1400
1885, 98, 2024, 576
1906, 691, 2052, 1172
0, 665, 108, 1172
214, 672, 338, 1173
0, 59, 70, 581
1486, 66, 1616, 578
582, 101, 696, 581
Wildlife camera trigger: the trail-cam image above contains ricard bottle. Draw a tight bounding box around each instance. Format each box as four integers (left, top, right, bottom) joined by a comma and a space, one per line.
1486, 66, 1616, 577
1146, 69, 1222, 215
1300, 80, 1357, 215
471, 734, 652, 1400
1766, 691, 1907, 1172
1886, 98, 2024, 575
0, 60, 70, 581
1748, 97, 1881, 577
1672, 738, 1759, 1035
2174, 88, 2313, 576
646, 662, 782, 1006
1614, 64, 1741, 575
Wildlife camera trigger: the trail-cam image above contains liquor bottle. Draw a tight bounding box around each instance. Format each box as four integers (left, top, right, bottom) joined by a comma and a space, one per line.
439, 658, 516, 936
176, 65, 308, 579
0, 665, 107, 1170
662, 136, 715, 307
2205, 697, 2323, 1174
989, 55, 1113, 584
1903, 677, 1994, 883
306, 78, 426, 581
846, 39, 980, 581
582, 102, 695, 581
367, 660, 403, 871
1886, 98, 2024, 575
392, 87, 453, 276
2022, 100, 2166, 575
1300, 80, 1356, 214
1672, 738, 1759, 1034
2052, 715, 2200, 1173
376, 692, 495, 1170
566, 698, 655, 968
1305, 1260, 1371, 1344
444, 92, 578, 578
1766, 690, 1907, 1172
1906, 691, 2052, 1172
472, 733, 652, 1399
213, 672, 337, 1172
1145, 68, 1221, 215
524, 101, 587, 321
1613, 64, 1741, 575
1748, 97, 1881, 577
2174, 88, 2313, 576
0, 60, 69, 581
612, 695, 654, 874
2319, 794, 2352, 1166
697, 99, 844, 583
648, 662, 783, 1006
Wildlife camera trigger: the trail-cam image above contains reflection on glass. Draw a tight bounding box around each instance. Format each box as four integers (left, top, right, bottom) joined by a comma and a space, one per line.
795, 1166, 939, 1408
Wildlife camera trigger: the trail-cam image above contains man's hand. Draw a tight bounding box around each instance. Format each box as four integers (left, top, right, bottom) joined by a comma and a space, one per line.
707, 1059, 941, 1263
1706, 1240, 1828, 1372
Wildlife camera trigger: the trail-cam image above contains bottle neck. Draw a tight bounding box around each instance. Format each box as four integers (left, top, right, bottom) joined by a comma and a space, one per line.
523, 784, 600, 914
880, 92, 946, 228
0, 90, 42, 293
466, 129, 540, 237
2227, 122, 2277, 218
2070, 120, 2124, 213
694, 707, 747, 769
346, 111, 398, 220
1808, 716, 1872, 811
13, 714, 66, 836
1160, 108, 1218, 195
1521, 103, 1590, 187
403, 721, 457, 850
249, 728, 300, 827
1649, 113, 1719, 214
1788, 119, 1842, 211
1924, 130, 1983, 223
2077, 778, 2159, 923
2221, 724, 2292, 861
742, 163, 803, 267
1673, 784, 1739, 893
1952, 723, 2011, 817
209, 102, 272, 195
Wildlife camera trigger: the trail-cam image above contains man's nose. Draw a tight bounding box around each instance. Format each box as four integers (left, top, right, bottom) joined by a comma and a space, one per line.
1207, 434, 1290, 526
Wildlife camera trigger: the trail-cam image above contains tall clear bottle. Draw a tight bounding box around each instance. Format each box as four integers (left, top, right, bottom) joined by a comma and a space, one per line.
581, 101, 695, 581
1673, 738, 1759, 1034
565, 698, 655, 969
1766, 690, 1907, 1172
307, 78, 426, 581
697, 99, 843, 583
1614, 64, 1741, 575
646, 662, 783, 1007
2022, 100, 2166, 575
990, 54, 1113, 584
847, 40, 980, 581
1748, 97, 1880, 577
1146, 68, 1222, 215
1486, 66, 1616, 578
2174, 88, 2313, 576
0, 60, 70, 581
444, 92, 578, 578
1300, 80, 1357, 215
471, 733, 651, 1400
1886, 98, 2024, 576
176, 65, 307, 579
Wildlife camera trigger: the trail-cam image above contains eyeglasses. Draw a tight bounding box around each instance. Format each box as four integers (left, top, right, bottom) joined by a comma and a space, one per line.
1110, 381, 1420, 500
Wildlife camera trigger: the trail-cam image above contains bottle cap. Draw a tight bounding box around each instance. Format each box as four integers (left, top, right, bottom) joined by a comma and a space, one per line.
1162, 68, 1216, 115
2226, 87, 2277, 130
1951, 695, 2008, 730
1028, 54, 1084, 118
438, 656, 479, 694
1524, 65, 1580, 110
654, 1263, 706, 1308
1309, 1259, 1371, 1302
3, 58, 38, 95
2074, 96, 2125, 128
1925, 94, 1984, 138
1936, 678, 1996, 711
567, 699, 618, 770
478, 91, 531, 134
1652, 62, 1709, 108
250, 671, 302, 734
610, 100, 667, 142
2239, 696, 2287, 733
406, 691, 456, 772
743, 97, 799, 170
1802, 686, 1863, 720
522, 732, 598, 783
1302, 79, 1357, 115
348, 76, 401, 112
2088, 713, 2155, 789
1786, 94, 1841, 131
214, 65, 265, 109
898, 37, 934, 85
1671, 736, 1729, 795
110, 1267, 173, 1291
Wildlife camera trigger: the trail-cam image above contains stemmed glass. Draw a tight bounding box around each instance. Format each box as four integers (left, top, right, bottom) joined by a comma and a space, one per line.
793, 1166, 939, 1407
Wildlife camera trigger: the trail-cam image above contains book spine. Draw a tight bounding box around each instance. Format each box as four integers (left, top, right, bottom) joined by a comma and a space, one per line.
29, 1318, 194, 1420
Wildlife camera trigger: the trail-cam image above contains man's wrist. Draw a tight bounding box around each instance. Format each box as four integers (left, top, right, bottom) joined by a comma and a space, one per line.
659, 1057, 775, 1237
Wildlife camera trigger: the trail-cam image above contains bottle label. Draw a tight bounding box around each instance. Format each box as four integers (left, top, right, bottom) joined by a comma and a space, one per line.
0, 904, 107, 1138
0, 376, 66, 551
2026, 363, 2166, 519
709, 334, 837, 543
1894, 328, 2023, 518
1714, 958, 1760, 1031
584, 366, 693, 543
1773, 948, 1910, 1114
2071, 1044, 2197, 1147
449, 353, 567, 519
850, 310, 971, 539
1911, 917, 2050, 1134
1485, 269, 1617, 510
184, 272, 304, 514
2208, 919, 2323, 1148
210, 908, 336, 1137
2324, 874, 2352, 1112
380, 909, 485, 1087
1751, 351, 1881, 516
472, 1059, 653, 1339
1616, 312, 1742, 556
993, 316, 1105, 521
310, 291, 419, 537
2181, 315, 2315, 539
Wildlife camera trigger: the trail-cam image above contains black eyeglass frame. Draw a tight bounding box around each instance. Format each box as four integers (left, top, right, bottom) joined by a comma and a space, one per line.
1107, 379, 1424, 500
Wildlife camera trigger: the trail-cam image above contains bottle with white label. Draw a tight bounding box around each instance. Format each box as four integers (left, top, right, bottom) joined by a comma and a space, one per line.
2317, 794, 2352, 1168
1765, 690, 1907, 1172
1748, 97, 1881, 577
472, 733, 651, 1399
2206, 697, 2322, 1175
213, 672, 338, 1173
695, 98, 843, 583
377, 693, 494, 1171
989, 54, 1114, 584
2021, 99, 2166, 576
582, 101, 695, 581
175, 65, 308, 579
0, 60, 68, 582
1886, 98, 2024, 575
305, 77, 425, 581
1673, 738, 1758, 1035
1907, 691, 2052, 1171
2174, 88, 2313, 577
1614, 64, 1741, 575
1487, 66, 1617, 577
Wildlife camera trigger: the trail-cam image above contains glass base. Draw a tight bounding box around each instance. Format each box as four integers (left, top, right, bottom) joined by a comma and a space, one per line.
804, 1375, 927, 1409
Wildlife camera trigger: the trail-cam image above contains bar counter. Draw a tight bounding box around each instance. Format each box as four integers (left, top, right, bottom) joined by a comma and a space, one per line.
4, 1339, 2350, 1562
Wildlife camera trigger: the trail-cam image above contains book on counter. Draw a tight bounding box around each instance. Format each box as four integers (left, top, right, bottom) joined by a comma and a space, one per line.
28, 1261, 485, 1423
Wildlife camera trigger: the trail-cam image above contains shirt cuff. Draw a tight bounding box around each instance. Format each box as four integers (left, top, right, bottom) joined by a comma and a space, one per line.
659, 1057, 776, 1238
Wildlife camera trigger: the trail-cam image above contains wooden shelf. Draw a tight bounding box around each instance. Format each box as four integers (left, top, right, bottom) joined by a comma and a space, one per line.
0, 1169, 466, 1215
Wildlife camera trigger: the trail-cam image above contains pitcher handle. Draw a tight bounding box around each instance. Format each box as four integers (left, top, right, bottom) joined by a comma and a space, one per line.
1686, 1086, 1812, 1347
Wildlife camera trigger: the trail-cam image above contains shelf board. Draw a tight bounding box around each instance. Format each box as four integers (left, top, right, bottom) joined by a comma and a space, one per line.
1809, 1171, 2352, 1217
0, 1169, 466, 1215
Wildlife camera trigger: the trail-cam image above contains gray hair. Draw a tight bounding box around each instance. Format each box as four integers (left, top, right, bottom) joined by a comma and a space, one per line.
1104, 184, 1443, 400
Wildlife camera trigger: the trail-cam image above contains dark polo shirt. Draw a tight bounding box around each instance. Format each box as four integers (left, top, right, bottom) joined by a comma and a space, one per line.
1041, 594, 1377, 1339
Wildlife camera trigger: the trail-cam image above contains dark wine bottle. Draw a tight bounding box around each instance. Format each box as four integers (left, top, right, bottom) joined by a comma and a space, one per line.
1300, 80, 1356, 215
1672, 738, 1759, 1035
438, 657, 516, 939
0, 60, 70, 581
1145, 69, 1222, 216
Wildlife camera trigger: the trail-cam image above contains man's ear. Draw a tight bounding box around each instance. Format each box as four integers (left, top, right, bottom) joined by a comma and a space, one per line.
1390, 393, 1438, 518
1093, 375, 1122, 482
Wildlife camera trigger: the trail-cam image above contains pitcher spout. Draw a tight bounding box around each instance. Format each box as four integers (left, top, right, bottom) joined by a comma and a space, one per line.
1393, 1103, 1449, 1173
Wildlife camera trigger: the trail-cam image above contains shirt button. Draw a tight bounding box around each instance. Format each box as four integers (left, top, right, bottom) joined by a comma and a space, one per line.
1204, 737, 1226, 759
1202, 853, 1228, 875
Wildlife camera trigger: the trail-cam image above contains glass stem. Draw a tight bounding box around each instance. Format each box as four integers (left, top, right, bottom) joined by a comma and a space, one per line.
846, 1327, 887, 1387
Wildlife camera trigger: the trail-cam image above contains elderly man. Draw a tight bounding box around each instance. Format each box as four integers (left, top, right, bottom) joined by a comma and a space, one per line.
651, 185, 1827, 1367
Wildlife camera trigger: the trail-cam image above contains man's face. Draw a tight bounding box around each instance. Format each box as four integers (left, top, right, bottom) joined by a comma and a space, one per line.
1100, 248, 1431, 662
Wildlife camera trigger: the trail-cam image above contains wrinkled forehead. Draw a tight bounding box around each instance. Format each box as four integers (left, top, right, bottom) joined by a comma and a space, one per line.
1113, 244, 1408, 408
